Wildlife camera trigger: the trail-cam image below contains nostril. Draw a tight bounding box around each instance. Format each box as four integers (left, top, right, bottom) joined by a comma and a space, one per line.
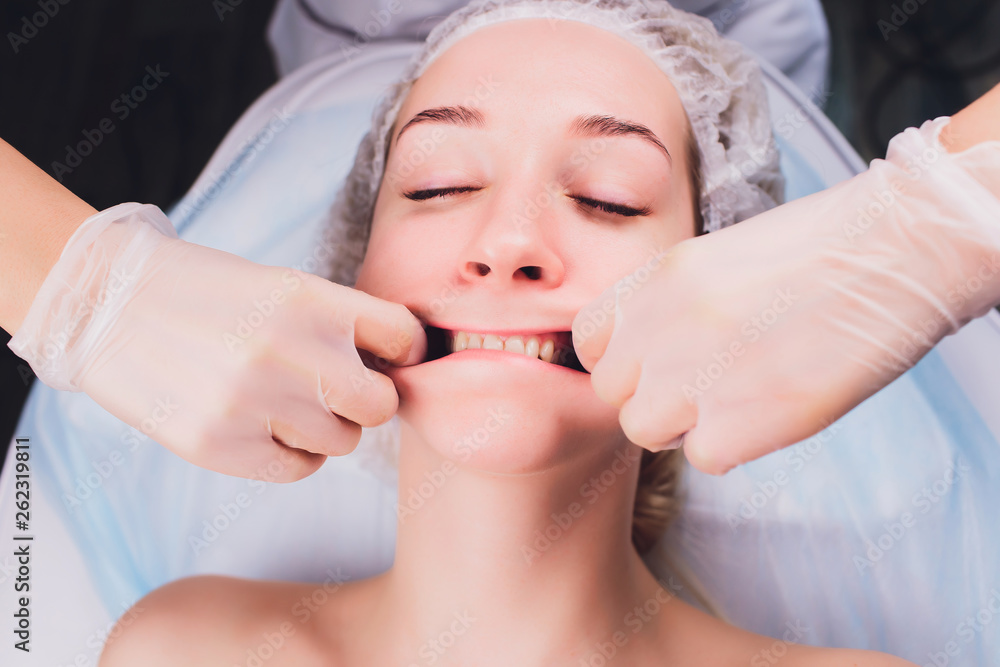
521, 266, 541, 280
473, 262, 490, 277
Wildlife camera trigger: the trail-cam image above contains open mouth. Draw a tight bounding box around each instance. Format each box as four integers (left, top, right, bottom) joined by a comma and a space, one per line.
424, 325, 590, 374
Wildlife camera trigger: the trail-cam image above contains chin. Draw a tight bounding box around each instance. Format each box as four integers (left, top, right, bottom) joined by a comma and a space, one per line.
385, 350, 624, 474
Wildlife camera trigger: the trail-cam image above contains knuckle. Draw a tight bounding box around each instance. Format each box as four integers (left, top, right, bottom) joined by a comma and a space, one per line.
684, 444, 726, 476
331, 421, 363, 455
282, 455, 325, 482
590, 363, 626, 407
350, 384, 395, 425
621, 418, 656, 449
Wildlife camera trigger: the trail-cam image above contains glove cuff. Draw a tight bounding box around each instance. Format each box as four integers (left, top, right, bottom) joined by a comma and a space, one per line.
8, 203, 178, 391
877, 117, 1000, 327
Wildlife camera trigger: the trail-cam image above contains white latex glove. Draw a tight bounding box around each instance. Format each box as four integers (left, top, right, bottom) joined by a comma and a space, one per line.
573, 117, 1000, 475
9, 203, 426, 481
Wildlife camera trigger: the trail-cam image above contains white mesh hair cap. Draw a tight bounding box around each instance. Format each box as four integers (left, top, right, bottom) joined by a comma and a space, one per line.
324, 0, 785, 289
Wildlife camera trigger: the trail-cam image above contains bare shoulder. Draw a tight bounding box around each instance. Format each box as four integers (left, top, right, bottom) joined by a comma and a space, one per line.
783, 645, 918, 667
98, 575, 330, 667
655, 595, 915, 666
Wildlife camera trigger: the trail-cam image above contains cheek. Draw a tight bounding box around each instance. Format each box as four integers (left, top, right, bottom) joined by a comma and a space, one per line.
354, 218, 416, 297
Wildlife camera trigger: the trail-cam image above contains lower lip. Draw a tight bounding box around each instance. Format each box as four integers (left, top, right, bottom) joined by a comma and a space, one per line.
420, 348, 588, 375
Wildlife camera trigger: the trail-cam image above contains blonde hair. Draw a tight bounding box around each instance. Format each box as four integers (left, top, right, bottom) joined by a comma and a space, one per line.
631, 449, 686, 554
632, 448, 722, 616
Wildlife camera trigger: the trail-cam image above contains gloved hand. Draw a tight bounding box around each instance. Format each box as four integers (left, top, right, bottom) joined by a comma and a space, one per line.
8, 203, 426, 481
572, 117, 1000, 475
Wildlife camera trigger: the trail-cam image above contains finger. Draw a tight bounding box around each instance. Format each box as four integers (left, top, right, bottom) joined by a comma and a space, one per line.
320, 353, 401, 428
307, 276, 427, 366
681, 429, 731, 476
683, 399, 816, 476
682, 418, 749, 476
681, 394, 775, 475
588, 334, 641, 408
618, 364, 695, 451
267, 397, 364, 458
204, 431, 328, 483
572, 281, 619, 372
342, 287, 427, 366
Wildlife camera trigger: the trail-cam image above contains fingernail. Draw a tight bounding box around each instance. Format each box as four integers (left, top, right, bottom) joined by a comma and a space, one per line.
658, 433, 686, 451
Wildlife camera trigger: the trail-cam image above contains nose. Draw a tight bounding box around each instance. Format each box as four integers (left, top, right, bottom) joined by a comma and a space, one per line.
459, 187, 566, 288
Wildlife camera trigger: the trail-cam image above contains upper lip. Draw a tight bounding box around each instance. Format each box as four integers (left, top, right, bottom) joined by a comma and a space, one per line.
432, 325, 572, 337
418, 317, 577, 339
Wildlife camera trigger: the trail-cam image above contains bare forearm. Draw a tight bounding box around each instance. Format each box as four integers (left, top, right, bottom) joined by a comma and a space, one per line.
0, 138, 97, 334
939, 83, 1000, 154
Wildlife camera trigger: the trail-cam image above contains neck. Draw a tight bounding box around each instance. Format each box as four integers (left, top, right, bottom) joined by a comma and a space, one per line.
369, 420, 673, 666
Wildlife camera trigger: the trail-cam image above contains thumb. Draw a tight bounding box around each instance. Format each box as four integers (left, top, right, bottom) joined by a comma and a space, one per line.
572, 280, 621, 372
318, 280, 427, 366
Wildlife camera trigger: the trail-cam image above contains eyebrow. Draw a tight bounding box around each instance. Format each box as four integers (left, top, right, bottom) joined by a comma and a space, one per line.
571, 114, 672, 165
395, 106, 486, 145
394, 105, 672, 166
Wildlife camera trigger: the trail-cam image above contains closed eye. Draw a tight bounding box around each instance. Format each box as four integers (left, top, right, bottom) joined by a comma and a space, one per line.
403, 187, 651, 218
403, 186, 479, 201
571, 195, 651, 217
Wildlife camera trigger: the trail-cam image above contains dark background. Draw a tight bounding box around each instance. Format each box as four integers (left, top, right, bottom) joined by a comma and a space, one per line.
2, 0, 999, 471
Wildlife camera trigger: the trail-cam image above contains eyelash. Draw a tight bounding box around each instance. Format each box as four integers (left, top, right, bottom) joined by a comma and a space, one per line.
403, 186, 478, 201
402, 188, 651, 217
570, 195, 651, 218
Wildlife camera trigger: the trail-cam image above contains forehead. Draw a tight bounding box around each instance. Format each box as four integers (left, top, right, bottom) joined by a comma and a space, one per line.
396, 18, 689, 150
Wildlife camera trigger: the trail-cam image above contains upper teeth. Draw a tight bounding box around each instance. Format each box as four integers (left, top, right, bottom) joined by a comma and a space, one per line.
451, 331, 559, 363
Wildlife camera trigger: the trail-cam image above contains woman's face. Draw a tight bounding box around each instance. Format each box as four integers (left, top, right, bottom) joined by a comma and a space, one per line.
355, 18, 697, 473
